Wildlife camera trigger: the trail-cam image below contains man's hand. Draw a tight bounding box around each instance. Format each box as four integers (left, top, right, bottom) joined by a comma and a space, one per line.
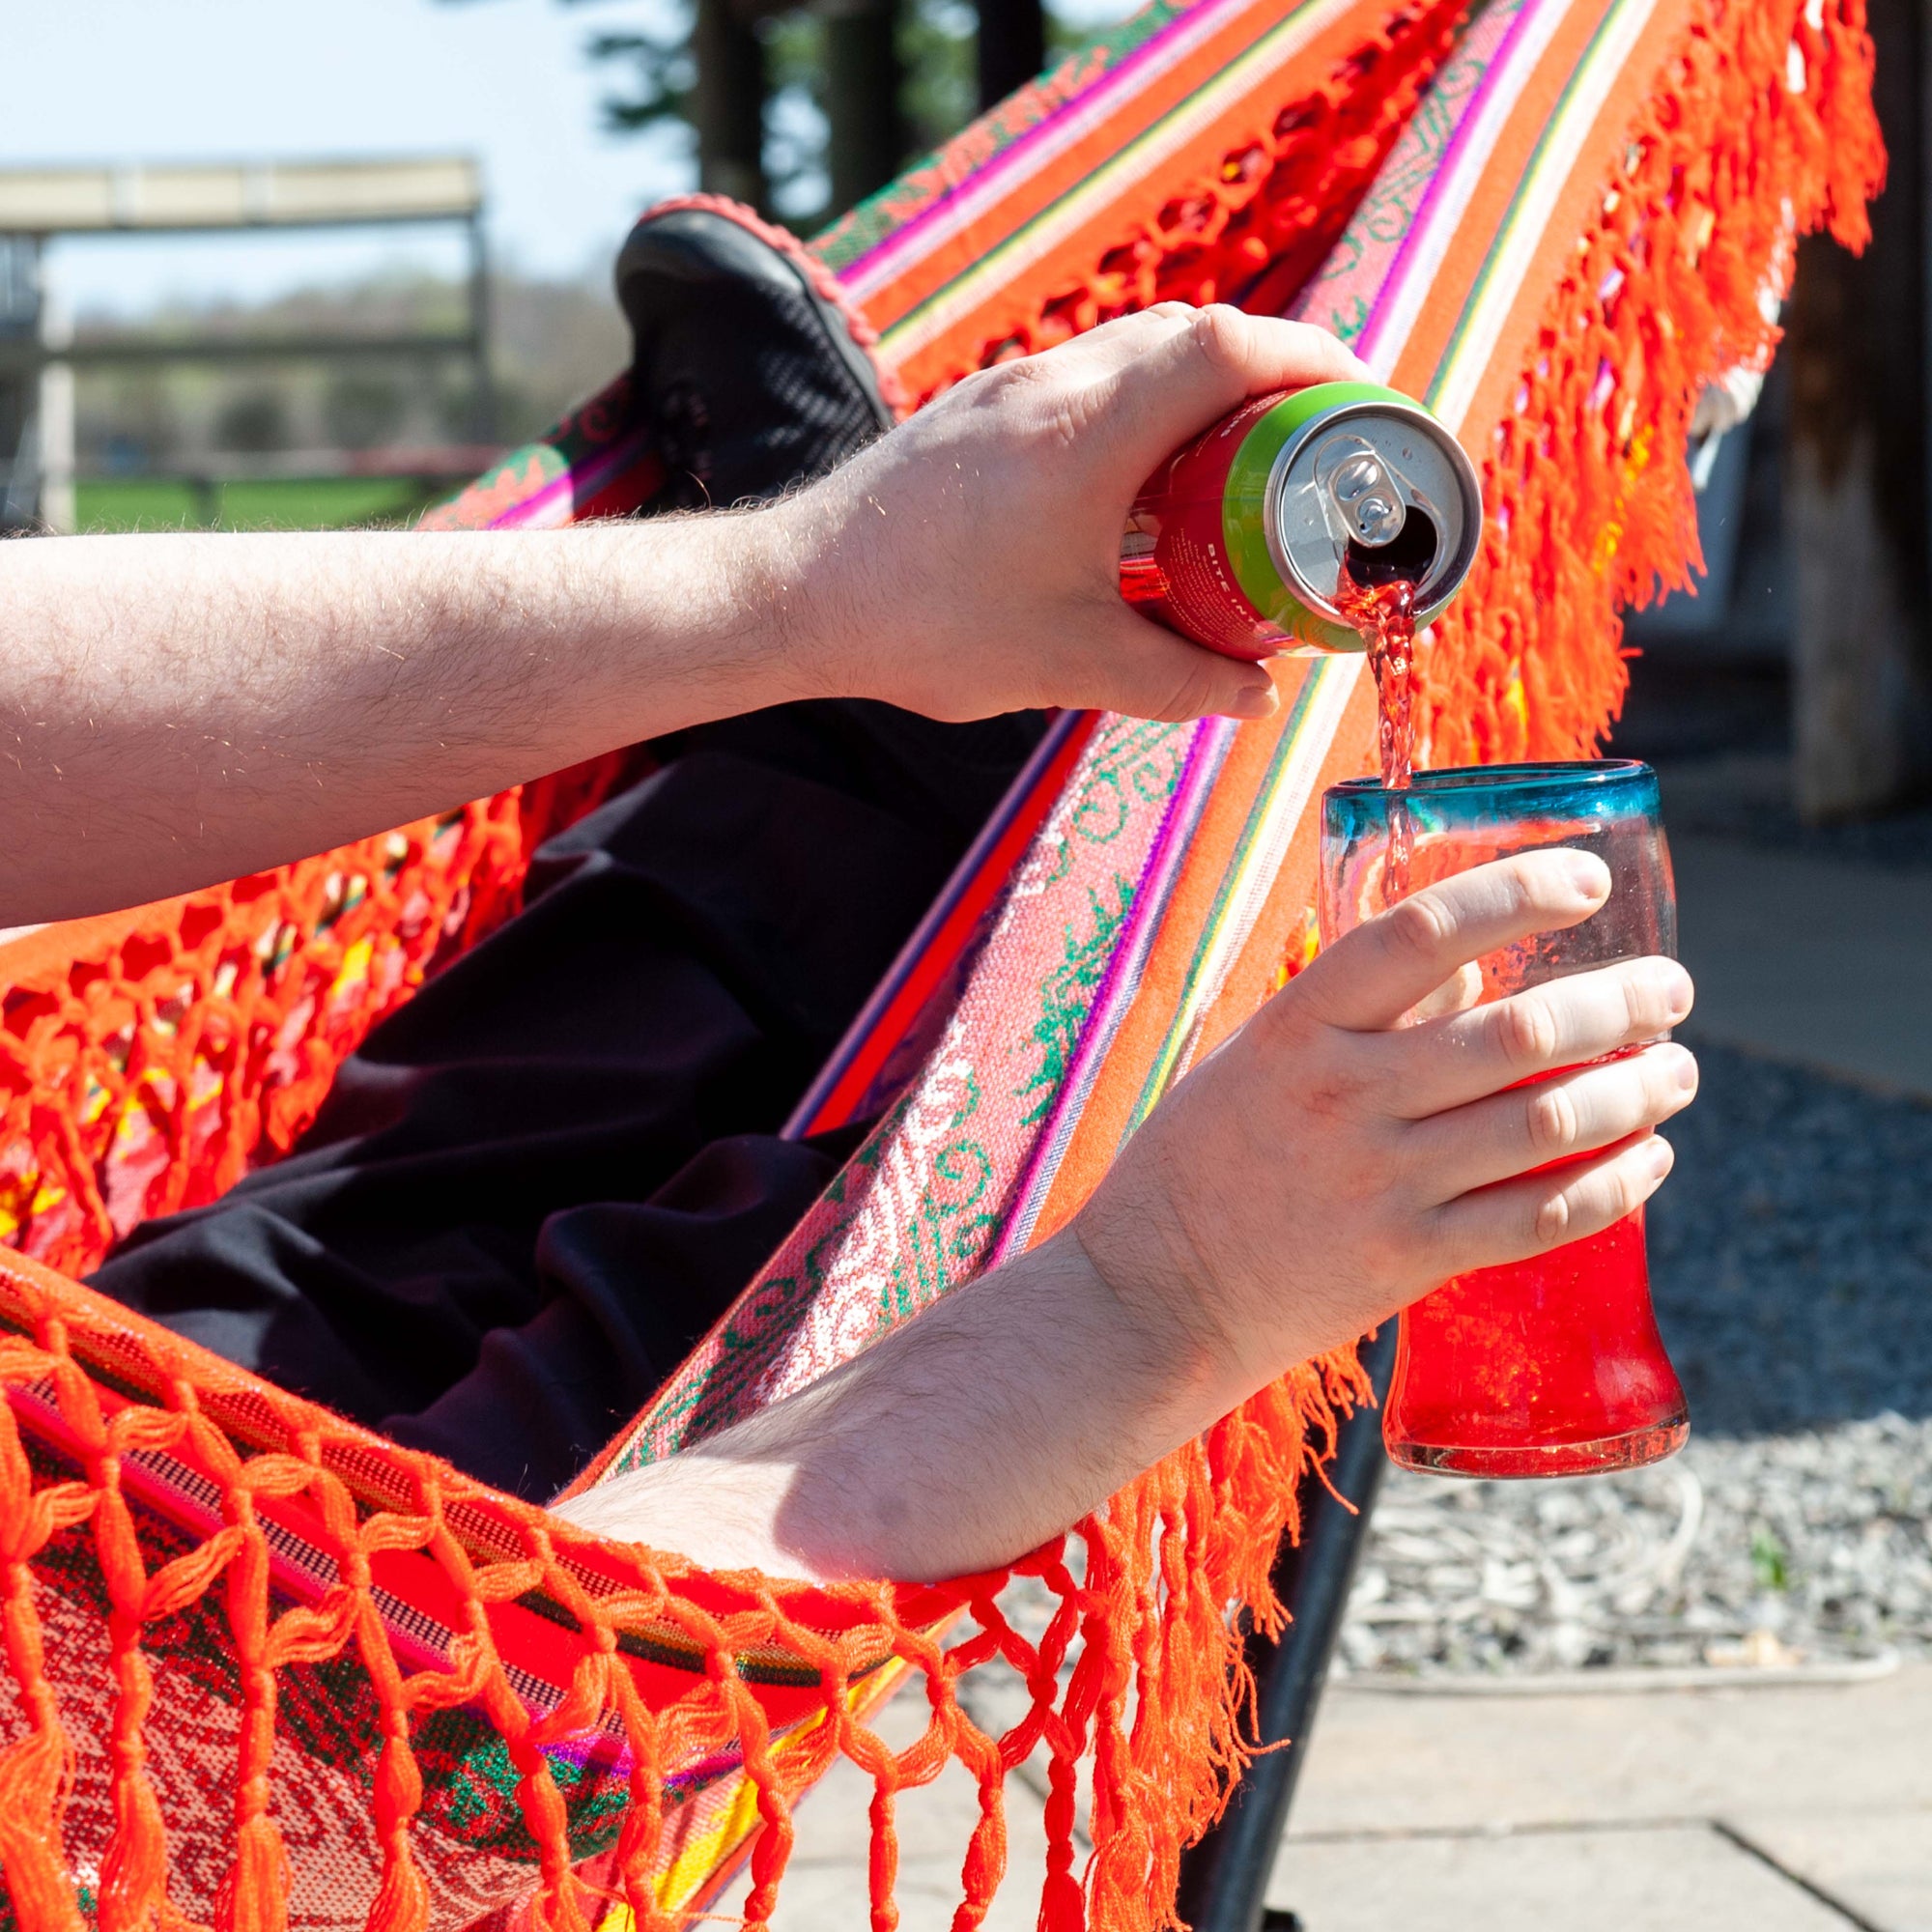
0, 304, 1362, 924
559, 851, 1696, 1583
772, 305, 1369, 724
1076, 848, 1697, 1413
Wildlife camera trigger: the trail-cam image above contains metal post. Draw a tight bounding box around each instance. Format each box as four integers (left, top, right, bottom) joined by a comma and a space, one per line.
467, 210, 497, 445
693, 0, 770, 213
0, 233, 39, 530
1172, 1322, 1399, 1932
823, 0, 904, 217
976, 0, 1046, 112
37, 241, 76, 534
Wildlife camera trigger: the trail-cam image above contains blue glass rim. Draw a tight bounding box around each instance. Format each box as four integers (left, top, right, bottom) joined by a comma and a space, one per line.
1326, 758, 1653, 802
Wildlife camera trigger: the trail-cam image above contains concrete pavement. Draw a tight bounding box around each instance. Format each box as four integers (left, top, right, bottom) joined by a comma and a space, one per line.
722, 1665, 1932, 1929
1667, 833, 1932, 1099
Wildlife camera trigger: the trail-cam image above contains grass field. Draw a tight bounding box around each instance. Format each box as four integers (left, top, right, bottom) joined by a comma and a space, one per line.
76, 475, 447, 533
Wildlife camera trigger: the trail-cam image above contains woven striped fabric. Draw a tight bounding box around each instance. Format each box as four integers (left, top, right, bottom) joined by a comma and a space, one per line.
0, 2, 1880, 1930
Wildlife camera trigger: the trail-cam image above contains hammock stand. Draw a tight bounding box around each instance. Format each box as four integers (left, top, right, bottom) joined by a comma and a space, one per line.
0, 2, 1880, 1930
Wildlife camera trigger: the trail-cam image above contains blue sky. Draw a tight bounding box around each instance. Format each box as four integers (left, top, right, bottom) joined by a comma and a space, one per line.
3, 0, 1137, 321
0, 0, 696, 316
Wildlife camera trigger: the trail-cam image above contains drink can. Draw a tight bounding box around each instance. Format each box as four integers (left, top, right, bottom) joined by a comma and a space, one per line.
1120, 381, 1484, 658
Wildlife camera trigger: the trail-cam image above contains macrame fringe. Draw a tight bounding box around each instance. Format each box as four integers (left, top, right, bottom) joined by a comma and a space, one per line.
1423, 0, 1882, 765
1048, 4, 1882, 1927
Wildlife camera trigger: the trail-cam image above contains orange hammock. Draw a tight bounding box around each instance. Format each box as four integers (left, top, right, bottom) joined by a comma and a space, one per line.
0, 2, 1879, 1929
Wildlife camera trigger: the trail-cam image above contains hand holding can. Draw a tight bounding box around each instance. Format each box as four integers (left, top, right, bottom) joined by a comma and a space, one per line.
1120, 381, 1484, 659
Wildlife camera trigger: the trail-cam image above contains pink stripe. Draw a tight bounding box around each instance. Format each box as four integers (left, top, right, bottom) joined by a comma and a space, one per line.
834, 0, 1261, 299
986, 714, 1235, 1266
486, 426, 657, 531
1353, 0, 1544, 363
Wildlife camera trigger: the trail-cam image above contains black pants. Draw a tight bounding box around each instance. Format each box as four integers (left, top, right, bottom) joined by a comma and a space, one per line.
90, 702, 1046, 1500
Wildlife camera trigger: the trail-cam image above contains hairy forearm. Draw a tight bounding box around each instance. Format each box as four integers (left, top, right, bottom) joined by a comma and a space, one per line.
0, 517, 813, 923
550, 1231, 1232, 1583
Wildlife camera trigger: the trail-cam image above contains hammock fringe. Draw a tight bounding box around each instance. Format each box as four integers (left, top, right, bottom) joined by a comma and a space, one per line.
0, 2, 1884, 1930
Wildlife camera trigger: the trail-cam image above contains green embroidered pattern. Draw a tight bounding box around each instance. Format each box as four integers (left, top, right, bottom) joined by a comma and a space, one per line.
1015, 879, 1137, 1125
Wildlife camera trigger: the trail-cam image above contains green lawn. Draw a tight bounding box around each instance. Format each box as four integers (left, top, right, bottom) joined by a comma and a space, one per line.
76, 475, 448, 533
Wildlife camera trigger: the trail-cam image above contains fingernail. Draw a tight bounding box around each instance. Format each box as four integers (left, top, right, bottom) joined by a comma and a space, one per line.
1671, 1048, 1699, 1092
1564, 852, 1610, 902
1227, 681, 1278, 720
1647, 1137, 1674, 1179
1666, 962, 1694, 1022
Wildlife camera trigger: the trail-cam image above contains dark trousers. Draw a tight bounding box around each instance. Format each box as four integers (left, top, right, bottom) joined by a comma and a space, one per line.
90, 703, 1046, 1500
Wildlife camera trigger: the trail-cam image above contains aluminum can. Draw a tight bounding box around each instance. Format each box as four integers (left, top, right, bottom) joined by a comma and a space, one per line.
1120, 381, 1484, 658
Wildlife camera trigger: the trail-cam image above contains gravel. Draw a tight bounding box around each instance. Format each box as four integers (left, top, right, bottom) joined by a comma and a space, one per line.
1341, 1039, 1932, 1678
958, 1040, 1932, 1704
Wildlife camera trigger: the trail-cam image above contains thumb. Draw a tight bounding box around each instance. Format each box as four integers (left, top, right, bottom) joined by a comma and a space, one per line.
1045, 605, 1281, 722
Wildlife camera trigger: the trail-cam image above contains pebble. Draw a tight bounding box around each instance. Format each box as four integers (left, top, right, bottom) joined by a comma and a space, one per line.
961, 1043, 1932, 1699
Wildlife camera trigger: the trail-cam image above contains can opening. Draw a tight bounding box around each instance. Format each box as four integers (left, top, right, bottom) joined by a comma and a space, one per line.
1345, 505, 1438, 589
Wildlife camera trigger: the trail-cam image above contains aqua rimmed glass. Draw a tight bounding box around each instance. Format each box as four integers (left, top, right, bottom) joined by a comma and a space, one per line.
1320, 760, 1690, 1478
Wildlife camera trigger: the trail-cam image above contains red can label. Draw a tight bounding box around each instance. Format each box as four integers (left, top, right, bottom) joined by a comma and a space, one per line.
1120, 392, 1287, 662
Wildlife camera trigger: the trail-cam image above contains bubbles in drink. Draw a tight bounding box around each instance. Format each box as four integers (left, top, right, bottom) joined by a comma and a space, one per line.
1336, 572, 1419, 904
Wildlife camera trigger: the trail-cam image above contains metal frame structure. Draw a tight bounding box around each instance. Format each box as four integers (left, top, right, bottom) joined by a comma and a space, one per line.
1173, 1322, 1399, 1932
0, 157, 493, 532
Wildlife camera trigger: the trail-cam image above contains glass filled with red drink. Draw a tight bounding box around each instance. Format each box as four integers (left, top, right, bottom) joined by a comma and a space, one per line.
1319, 760, 1690, 1478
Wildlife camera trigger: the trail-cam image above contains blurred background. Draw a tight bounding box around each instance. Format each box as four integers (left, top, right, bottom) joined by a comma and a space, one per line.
0, 0, 1125, 541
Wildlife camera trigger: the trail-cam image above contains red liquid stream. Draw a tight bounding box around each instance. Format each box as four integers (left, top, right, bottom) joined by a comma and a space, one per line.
1335, 568, 1688, 1475
1336, 573, 1419, 904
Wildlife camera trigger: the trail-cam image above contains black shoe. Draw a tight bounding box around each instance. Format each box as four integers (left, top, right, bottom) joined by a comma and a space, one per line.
616, 201, 894, 512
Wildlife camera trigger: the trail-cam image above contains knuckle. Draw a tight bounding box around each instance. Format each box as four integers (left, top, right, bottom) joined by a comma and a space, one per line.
1624, 959, 1682, 1035
1525, 1083, 1579, 1157
1532, 1186, 1574, 1248
1188, 303, 1249, 376
1493, 991, 1558, 1068
1157, 659, 1221, 722
1614, 1152, 1654, 1218
1382, 893, 1451, 965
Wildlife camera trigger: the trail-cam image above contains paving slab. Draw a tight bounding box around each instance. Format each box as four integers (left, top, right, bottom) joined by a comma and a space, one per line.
1727, 1812, 1932, 1932
1287, 1667, 1932, 1837
1666, 834, 1932, 1098
1265, 1823, 1861, 1932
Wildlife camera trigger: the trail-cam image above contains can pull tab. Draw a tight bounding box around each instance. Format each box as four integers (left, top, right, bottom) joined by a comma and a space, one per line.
1325, 447, 1405, 547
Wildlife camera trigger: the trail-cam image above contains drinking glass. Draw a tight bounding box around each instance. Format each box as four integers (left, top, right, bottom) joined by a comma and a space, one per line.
1319, 760, 1690, 1477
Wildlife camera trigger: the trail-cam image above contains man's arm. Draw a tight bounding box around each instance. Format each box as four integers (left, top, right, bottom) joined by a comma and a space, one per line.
0, 305, 1361, 926
555, 851, 1698, 1582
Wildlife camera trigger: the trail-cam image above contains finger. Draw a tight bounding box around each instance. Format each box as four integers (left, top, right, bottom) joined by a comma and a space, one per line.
1387, 953, 1695, 1117
1404, 1041, 1697, 1205
1042, 604, 1279, 720
1291, 850, 1612, 1034
1070, 306, 1372, 469
1428, 1134, 1676, 1280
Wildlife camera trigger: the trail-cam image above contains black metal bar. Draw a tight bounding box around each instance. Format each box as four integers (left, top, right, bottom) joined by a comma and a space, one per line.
467, 211, 497, 446
693, 0, 770, 213
824, 0, 907, 219
976, 0, 1046, 111
0, 333, 482, 371
1173, 1323, 1399, 1932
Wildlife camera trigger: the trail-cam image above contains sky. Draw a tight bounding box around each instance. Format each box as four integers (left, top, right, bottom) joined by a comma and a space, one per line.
0, 0, 696, 317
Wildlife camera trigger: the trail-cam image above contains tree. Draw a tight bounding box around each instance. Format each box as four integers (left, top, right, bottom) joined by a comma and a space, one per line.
441, 0, 1050, 227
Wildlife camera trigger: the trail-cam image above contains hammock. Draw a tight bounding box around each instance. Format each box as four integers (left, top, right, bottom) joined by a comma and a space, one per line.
0, 1, 1877, 1928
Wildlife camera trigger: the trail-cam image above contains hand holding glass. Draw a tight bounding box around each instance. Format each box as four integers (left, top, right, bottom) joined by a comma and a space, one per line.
1319, 760, 1690, 1477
